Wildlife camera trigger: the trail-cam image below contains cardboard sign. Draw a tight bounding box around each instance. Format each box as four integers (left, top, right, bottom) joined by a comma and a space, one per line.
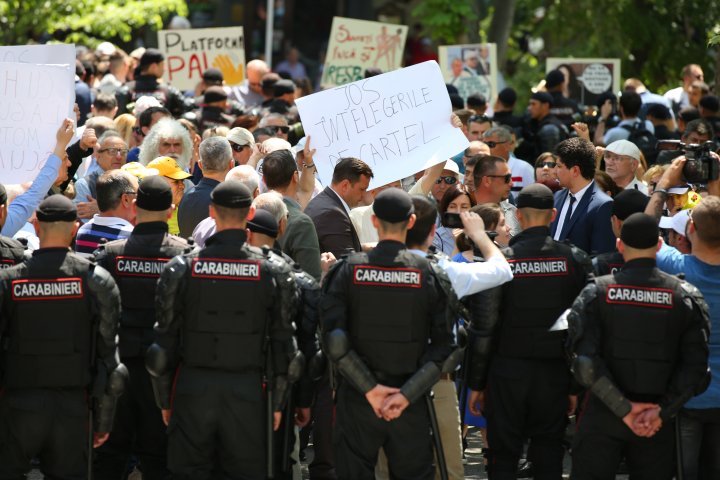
158, 27, 246, 91
297, 61, 469, 190
322, 17, 408, 87
438, 43, 498, 104
0, 62, 75, 184
546, 58, 621, 107
0, 44, 75, 90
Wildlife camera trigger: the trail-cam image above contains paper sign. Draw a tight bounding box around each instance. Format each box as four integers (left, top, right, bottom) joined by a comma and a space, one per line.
322, 17, 408, 87
158, 27, 246, 92
0, 62, 75, 185
0, 44, 75, 90
546, 58, 621, 107
296, 61, 469, 190
438, 44, 498, 104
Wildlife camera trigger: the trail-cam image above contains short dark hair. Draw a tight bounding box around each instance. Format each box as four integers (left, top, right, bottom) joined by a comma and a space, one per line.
683, 119, 714, 140
405, 195, 437, 248
691, 196, 720, 245
253, 127, 275, 142
96, 170, 135, 212
619, 90, 642, 117
472, 155, 505, 187
594, 171, 622, 198
555, 137, 596, 180
262, 150, 297, 189
456, 203, 502, 252
438, 184, 476, 214
678, 107, 700, 124
93, 93, 118, 112
331, 158, 373, 184
139, 106, 171, 129
465, 154, 481, 169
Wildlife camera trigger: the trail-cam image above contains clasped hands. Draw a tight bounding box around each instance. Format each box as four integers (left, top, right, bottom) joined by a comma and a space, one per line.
365, 384, 410, 421
622, 402, 663, 437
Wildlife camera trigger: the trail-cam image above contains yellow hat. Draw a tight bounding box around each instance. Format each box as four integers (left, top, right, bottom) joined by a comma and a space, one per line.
121, 162, 159, 179
147, 157, 192, 180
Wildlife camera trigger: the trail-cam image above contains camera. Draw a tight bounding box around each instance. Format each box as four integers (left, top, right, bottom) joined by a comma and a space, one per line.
656, 140, 718, 184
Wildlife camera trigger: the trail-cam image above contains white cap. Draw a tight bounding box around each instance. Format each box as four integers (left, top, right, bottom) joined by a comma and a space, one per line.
659, 209, 691, 236
605, 139, 641, 161
443, 160, 461, 177
227, 127, 255, 147
95, 42, 117, 57
668, 184, 691, 195
133, 96, 162, 116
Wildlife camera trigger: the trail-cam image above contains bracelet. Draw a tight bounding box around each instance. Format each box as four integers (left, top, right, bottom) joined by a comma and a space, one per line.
653, 188, 669, 198
303, 163, 316, 169
597, 117, 605, 123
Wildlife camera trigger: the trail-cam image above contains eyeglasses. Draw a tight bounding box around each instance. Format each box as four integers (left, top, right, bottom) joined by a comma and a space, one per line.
485, 140, 509, 149
541, 162, 557, 168
435, 176, 458, 185
230, 142, 248, 152
132, 127, 145, 137
485, 173, 512, 183
271, 126, 290, 134
99, 148, 129, 156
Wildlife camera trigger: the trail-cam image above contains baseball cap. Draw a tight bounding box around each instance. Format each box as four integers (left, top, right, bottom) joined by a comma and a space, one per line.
443, 160, 461, 176
121, 162, 160, 180
659, 209, 691, 236
227, 127, 255, 147
605, 140, 641, 161
147, 157, 192, 180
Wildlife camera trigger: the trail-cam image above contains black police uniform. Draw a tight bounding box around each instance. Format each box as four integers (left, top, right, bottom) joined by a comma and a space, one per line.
92, 221, 190, 479
567, 258, 710, 480
592, 250, 625, 276
146, 228, 298, 480
482, 225, 591, 478
115, 75, 190, 117
0, 236, 26, 269
0, 247, 124, 479
321, 240, 453, 480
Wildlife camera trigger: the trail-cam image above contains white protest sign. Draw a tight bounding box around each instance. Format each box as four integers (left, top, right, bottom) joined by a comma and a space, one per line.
158, 27, 246, 92
296, 61, 469, 190
0, 44, 75, 90
546, 58, 621, 107
0, 62, 75, 185
438, 43, 498, 104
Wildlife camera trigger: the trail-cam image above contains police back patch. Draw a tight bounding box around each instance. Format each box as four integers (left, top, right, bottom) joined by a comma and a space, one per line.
115, 256, 171, 278
352, 265, 422, 288
606, 284, 674, 309
11, 277, 84, 301
509, 257, 568, 277
0, 259, 16, 269
191, 258, 261, 281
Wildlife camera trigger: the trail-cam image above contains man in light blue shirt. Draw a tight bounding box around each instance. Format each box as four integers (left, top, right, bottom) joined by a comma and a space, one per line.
1, 119, 75, 238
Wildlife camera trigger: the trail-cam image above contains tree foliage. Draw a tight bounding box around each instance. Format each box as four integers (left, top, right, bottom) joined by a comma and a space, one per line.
0, 0, 188, 47
411, 0, 477, 45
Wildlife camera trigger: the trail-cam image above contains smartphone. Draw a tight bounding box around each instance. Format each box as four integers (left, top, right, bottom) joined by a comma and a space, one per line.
442, 212, 464, 228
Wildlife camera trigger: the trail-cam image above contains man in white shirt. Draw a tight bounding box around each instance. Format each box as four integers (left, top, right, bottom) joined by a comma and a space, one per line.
664, 64, 704, 111
603, 140, 648, 194
483, 126, 534, 200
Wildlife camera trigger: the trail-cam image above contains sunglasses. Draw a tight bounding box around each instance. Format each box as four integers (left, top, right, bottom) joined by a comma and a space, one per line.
486, 173, 512, 183
272, 126, 290, 134
541, 162, 557, 168
435, 176, 458, 185
99, 148, 129, 156
132, 127, 145, 137
230, 142, 248, 152
485, 140, 509, 149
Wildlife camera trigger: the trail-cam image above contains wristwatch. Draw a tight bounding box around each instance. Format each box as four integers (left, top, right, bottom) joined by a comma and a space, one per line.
653, 187, 669, 199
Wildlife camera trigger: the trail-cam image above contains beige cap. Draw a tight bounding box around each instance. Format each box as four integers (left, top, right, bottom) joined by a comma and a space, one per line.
227, 127, 255, 147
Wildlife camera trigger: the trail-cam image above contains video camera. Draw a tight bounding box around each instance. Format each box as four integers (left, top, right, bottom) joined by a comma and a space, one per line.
656, 140, 719, 184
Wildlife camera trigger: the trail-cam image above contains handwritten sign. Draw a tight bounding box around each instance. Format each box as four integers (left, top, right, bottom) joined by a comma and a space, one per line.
438, 44, 497, 104
0, 62, 75, 185
0, 44, 75, 90
158, 27, 246, 92
297, 61, 468, 189
546, 58, 621, 107
322, 17, 408, 87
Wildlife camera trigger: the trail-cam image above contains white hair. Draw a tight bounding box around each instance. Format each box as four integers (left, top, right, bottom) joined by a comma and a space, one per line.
139, 119, 193, 171
252, 191, 288, 223
226, 165, 260, 194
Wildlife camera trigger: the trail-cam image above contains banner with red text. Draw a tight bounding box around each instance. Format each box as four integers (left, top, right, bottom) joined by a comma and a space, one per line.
158, 27, 245, 92
322, 17, 408, 87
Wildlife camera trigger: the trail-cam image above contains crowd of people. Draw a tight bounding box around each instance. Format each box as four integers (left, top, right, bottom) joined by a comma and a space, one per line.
0, 39, 717, 480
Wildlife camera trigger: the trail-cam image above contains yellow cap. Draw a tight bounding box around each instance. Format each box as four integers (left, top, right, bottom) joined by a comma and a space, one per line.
147, 156, 192, 180
121, 162, 159, 179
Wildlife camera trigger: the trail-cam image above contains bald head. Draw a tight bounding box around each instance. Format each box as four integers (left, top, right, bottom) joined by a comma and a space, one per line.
247, 60, 270, 94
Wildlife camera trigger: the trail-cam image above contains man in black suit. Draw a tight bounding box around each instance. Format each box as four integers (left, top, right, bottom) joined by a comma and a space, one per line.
550, 138, 616, 255
177, 137, 234, 238
305, 157, 373, 258
302, 157, 372, 480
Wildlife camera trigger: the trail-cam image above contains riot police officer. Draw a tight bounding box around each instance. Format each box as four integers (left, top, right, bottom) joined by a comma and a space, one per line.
0, 184, 27, 268
467, 183, 592, 479
567, 213, 710, 479
321, 188, 454, 480
93, 176, 190, 478
0, 195, 125, 479
146, 181, 299, 480
592, 189, 649, 276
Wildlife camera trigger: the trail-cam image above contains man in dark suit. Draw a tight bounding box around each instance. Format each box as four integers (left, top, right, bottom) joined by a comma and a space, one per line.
304, 157, 373, 258
302, 157, 372, 480
177, 137, 234, 238
550, 137, 616, 255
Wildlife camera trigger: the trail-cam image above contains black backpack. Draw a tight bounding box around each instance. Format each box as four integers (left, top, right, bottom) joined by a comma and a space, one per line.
621, 122, 658, 164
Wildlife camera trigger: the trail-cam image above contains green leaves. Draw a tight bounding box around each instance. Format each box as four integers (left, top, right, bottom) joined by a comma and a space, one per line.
412, 0, 477, 44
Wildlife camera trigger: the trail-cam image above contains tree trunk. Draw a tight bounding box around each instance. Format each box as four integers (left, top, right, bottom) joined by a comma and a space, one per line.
487, 0, 516, 69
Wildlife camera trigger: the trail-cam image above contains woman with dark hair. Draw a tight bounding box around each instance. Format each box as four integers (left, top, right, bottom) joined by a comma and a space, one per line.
594, 170, 623, 198
432, 184, 476, 255
454, 203, 511, 262
534, 152, 562, 192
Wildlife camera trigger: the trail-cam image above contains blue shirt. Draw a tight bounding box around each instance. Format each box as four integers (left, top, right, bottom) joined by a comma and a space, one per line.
1, 153, 62, 238
657, 243, 720, 409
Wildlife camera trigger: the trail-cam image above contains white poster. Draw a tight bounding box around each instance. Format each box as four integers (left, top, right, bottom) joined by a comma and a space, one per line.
0, 62, 75, 184
0, 44, 75, 90
438, 43, 498, 104
546, 58, 621, 107
297, 61, 469, 189
158, 27, 246, 92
